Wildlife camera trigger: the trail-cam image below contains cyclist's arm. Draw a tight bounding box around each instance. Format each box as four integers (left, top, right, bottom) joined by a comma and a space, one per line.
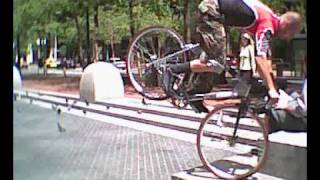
254, 29, 278, 96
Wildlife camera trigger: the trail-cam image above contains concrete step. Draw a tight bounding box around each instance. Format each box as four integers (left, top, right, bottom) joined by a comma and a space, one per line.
172, 166, 284, 180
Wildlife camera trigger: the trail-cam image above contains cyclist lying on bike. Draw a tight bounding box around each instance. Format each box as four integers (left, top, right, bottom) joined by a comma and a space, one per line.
266, 78, 307, 133
163, 0, 302, 113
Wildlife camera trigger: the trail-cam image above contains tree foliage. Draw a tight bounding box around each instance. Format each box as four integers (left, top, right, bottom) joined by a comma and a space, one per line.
14, 0, 306, 60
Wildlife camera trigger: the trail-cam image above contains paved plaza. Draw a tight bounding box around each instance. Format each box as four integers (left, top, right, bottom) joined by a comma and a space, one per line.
14, 101, 231, 180
14, 86, 308, 179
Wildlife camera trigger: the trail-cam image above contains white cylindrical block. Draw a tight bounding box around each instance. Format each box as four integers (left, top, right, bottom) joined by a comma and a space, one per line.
13, 66, 22, 90
80, 62, 124, 103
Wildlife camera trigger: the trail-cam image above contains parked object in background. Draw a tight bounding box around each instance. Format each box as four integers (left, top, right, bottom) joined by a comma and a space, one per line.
56, 57, 62, 68
20, 54, 29, 69
110, 57, 126, 75
225, 55, 239, 78
64, 58, 76, 69
44, 57, 57, 68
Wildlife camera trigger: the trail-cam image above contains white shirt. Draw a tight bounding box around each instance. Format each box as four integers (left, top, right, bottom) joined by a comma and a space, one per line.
239, 45, 256, 71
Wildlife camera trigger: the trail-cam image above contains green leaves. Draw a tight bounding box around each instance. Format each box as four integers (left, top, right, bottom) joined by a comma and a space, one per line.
14, 0, 305, 57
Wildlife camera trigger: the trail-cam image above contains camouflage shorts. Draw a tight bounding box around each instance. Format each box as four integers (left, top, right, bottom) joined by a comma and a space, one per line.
185, 0, 227, 94
197, 0, 226, 64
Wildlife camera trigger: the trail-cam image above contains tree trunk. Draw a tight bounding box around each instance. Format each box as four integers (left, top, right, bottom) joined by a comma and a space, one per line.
92, 4, 99, 62
111, 34, 115, 58
109, 20, 115, 58
74, 16, 84, 67
43, 33, 51, 77
183, 0, 191, 43
85, 5, 91, 66
128, 0, 135, 39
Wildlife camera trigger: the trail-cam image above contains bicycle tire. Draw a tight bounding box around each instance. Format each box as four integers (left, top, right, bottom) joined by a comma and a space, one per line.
196, 104, 269, 179
126, 26, 187, 100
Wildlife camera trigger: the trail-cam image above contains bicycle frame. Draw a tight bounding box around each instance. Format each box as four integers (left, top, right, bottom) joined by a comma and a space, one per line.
186, 83, 254, 147
145, 43, 200, 67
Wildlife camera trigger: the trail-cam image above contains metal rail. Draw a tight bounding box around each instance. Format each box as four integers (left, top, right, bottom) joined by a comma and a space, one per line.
14, 90, 261, 132
14, 92, 262, 145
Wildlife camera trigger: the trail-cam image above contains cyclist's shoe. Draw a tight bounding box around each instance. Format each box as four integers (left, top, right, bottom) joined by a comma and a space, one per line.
189, 100, 209, 113
163, 67, 178, 97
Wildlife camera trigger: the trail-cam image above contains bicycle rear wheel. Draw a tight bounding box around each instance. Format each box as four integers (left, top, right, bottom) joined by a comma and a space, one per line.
126, 26, 187, 100
196, 104, 269, 179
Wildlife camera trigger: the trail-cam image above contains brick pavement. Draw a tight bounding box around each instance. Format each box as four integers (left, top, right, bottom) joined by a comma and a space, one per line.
14, 101, 231, 180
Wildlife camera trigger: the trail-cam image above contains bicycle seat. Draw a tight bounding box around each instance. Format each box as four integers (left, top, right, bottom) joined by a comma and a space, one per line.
232, 78, 252, 98
249, 99, 269, 114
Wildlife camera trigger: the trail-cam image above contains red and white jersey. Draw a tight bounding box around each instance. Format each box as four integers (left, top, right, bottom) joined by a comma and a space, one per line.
241, 0, 280, 58
208, 0, 280, 58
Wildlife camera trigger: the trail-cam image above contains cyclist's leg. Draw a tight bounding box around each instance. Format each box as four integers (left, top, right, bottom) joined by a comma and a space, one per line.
185, 6, 227, 113
163, 3, 226, 94
162, 63, 190, 95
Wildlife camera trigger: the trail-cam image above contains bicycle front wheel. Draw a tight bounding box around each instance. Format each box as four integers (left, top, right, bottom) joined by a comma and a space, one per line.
126, 26, 187, 100
197, 104, 269, 179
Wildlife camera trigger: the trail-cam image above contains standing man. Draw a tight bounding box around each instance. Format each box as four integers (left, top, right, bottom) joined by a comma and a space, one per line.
164, 0, 302, 112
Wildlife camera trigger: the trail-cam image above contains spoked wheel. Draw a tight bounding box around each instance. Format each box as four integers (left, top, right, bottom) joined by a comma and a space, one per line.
126, 26, 187, 100
197, 104, 269, 179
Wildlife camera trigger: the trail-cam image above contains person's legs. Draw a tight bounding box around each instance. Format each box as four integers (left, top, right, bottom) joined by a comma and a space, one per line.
170, 62, 191, 74
240, 70, 253, 82
182, 18, 226, 112
268, 109, 307, 134
190, 60, 212, 72
163, 0, 226, 113
162, 62, 191, 96
164, 0, 225, 84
